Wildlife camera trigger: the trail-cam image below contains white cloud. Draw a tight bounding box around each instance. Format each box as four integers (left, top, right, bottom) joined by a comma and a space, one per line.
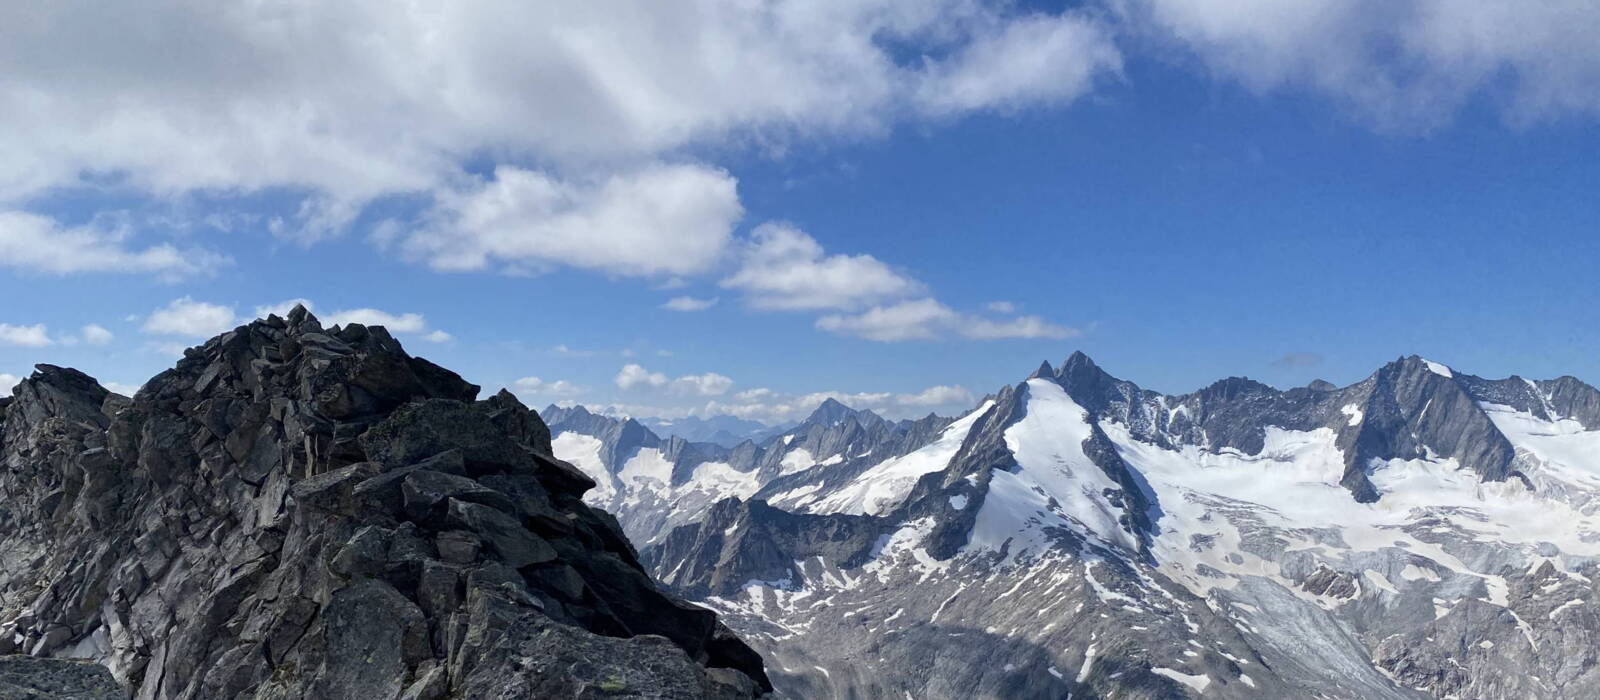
398, 164, 743, 278
615, 364, 669, 391
514, 376, 586, 397
80, 324, 114, 345
673, 372, 735, 397
252, 299, 451, 341
961, 315, 1079, 340
816, 298, 958, 342
323, 308, 426, 333
614, 364, 735, 397
0, 2, 1121, 206
0, 323, 53, 347
916, 13, 1122, 116
662, 296, 719, 312
985, 301, 1017, 314
818, 298, 1078, 342
0, 211, 227, 280
722, 223, 923, 311
141, 297, 237, 338
0, 373, 19, 395
898, 385, 976, 407
1125, 0, 1600, 128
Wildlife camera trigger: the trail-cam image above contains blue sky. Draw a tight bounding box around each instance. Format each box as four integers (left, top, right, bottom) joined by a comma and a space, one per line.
2, 1, 1598, 423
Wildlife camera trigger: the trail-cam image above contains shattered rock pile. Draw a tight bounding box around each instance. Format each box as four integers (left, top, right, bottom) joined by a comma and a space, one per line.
0, 306, 768, 699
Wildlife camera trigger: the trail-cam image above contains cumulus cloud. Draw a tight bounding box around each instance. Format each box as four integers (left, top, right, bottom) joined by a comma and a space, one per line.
0, 211, 227, 280
141, 297, 237, 338
816, 299, 957, 342
81, 324, 114, 345
0, 323, 52, 347
722, 223, 923, 311
817, 298, 1078, 342
0, 0, 1122, 283
614, 364, 734, 396
514, 377, 586, 398
662, 296, 719, 312
397, 164, 743, 278
673, 372, 735, 397
916, 12, 1122, 116
1123, 0, 1600, 128
0, 373, 19, 395
322, 308, 426, 333
615, 364, 669, 391
962, 315, 1080, 340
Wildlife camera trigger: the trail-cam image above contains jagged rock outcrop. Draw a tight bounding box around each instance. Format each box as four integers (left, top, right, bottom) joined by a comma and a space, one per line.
642, 499, 885, 598
0, 306, 768, 699
0, 656, 123, 699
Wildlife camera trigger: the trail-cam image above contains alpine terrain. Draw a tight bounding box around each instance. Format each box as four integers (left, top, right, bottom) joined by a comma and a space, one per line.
0, 307, 770, 699
552, 353, 1600, 699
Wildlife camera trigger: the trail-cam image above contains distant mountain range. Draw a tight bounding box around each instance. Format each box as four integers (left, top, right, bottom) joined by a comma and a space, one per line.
638, 414, 792, 448
550, 352, 1600, 699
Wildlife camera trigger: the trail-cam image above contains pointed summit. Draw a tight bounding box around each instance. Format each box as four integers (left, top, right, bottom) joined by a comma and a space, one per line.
1055, 351, 1118, 393
1062, 350, 1098, 370
803, 397, 858, 427
1028, 360, 1056, 380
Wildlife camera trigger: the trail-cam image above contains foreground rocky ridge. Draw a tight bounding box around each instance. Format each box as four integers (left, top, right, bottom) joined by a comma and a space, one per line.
558, 353, 1600, 698
0, 306, 768, 699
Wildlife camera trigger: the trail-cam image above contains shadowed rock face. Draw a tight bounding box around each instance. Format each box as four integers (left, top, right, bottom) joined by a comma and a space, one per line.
0, 306, 768, 699
0, 656, 123, 699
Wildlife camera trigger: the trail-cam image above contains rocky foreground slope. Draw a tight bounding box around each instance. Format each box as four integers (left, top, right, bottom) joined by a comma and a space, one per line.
557, 353, 1600, 699
0, 306, 769, 699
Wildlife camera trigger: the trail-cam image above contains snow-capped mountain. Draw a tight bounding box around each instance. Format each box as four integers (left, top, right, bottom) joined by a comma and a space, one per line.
555, 352, 1600, 699
543, 399, 950, 547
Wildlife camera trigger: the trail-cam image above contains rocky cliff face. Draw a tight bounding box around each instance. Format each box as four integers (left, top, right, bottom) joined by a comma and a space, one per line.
0, 306, 768, 699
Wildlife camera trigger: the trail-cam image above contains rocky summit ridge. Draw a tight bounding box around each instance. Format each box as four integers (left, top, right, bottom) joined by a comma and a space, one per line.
0, 305, 769, 699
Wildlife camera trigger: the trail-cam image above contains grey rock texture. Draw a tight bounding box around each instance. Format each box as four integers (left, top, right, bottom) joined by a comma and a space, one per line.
0, 656, 122, 699
0, 306, 767, 699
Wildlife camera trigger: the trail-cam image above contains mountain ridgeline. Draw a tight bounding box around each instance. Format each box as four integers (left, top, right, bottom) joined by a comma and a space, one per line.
0, 307, 769, 699
552, 352, 1600, 699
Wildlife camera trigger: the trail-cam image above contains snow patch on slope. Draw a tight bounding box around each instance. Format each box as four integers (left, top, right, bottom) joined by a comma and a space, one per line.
806, 401, 993, 516
968, 379, 1136, 562
552, 432, 614, 502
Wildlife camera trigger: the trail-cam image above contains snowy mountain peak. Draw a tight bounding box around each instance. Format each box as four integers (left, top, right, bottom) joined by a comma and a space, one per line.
550, 355, 1600, 699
